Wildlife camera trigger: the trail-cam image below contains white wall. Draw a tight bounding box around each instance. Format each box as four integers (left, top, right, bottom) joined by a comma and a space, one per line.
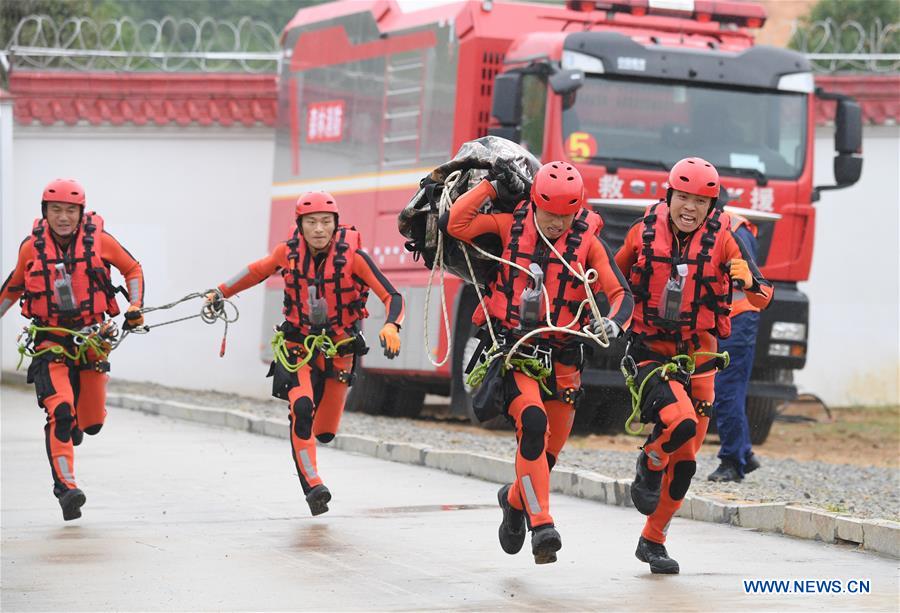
797, 125, 900, 406
1, 124, 275, 398
0, 97, 13, 292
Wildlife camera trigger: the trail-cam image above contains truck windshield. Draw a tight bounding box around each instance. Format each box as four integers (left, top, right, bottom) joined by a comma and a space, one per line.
562, 76, 808, 180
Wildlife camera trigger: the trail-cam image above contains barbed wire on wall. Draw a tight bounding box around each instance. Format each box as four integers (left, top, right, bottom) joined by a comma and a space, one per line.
3, 15, 898, 76
791, 18, 900, 73
3, 15, 282, 73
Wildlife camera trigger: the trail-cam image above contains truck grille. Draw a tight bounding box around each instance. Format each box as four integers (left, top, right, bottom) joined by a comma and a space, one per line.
594, 206, 641, 253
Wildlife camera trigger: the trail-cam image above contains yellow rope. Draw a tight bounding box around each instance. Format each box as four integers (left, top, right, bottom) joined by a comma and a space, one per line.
623, 351, 730, 435
465, 344, 553, 396
271, 330, 356, 373
16, 324, 109, 370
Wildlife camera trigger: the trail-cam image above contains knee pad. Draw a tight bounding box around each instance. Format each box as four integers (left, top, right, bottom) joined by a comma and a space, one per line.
52, 403, 74, 442
291, 397, 314, 439
315, 432, 335, 444
84, 424, 103, 435
669, 460, 697, 500
519, 406, 547, 461
661, 418, 697, 453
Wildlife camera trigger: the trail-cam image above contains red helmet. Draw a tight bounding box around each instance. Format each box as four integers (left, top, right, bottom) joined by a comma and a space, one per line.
42, 178, 86, 206
667, 157, 720, 198
295, 191, 338, 218
530, 161, 584, 215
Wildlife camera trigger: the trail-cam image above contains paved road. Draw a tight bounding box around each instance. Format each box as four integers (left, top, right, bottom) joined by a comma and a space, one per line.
2, 384, 897, 611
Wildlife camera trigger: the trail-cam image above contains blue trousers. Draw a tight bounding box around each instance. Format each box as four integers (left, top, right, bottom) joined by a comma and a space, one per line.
713, 311, 760, 476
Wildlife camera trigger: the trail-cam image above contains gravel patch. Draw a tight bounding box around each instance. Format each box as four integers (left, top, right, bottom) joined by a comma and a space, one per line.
97, 380, 899, 522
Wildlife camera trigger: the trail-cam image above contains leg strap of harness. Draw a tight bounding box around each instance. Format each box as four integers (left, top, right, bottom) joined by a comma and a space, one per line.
620, 341, 729, 435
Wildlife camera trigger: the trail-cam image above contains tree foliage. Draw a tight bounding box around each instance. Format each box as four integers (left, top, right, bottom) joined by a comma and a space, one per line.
788, 0, 900, 54
1, 0, 331, 85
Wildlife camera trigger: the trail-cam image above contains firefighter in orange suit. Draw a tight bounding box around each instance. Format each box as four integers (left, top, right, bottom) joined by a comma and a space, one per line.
207, 192, 404, 516
446, 161, 633, 564
0, 179, 145, 521
615, 158, 773, 573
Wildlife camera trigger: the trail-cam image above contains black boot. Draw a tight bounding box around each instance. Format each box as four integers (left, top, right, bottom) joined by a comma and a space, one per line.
305, 484, 331, 516
744, 453, 761, 474
531, 524, 562, 565
497, 484, 526, 554
635, 536, 679, 574
631, 452, 663, 515
71, 426, 84, 447
58, 488, 86, 521
707, 459, 742, 482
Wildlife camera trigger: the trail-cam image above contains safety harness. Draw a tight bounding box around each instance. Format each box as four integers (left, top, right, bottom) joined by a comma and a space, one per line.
619, 340, 730, 435
478, 203, 602, 336
283, 225, 369, 337
270, 329, 357, 374
22, 213, 124, 326
629, 201, 732, 349
16, 323, 114, 371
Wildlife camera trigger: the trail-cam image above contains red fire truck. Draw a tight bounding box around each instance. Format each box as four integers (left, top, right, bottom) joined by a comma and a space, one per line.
266, 0, 862, 443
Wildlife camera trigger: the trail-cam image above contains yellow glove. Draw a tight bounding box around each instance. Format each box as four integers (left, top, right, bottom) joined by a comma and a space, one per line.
123, 305, 144, 330
379, 323, 401, 359
729, 258, 753, 289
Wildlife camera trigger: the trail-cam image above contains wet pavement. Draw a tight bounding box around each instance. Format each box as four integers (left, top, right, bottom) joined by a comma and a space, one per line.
2, 385, 897, 611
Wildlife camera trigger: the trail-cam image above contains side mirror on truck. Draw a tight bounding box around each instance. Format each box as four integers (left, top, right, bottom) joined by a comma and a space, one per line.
490, 72, 523, 143
833, 98, 863, 186
813, 90, 863, 200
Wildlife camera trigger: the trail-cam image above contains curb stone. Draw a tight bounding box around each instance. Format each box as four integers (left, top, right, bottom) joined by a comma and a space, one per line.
376, 441, 430, 465
572, 471, 614, 505
784, 505, 839, 543
10, 387, 895, 559
863, 519, 900, 558
734, 502, 786, 532
835, 516, 865, 545
333, 434, 379, 456
691, 496, 739, 524
465, 452, 515, 483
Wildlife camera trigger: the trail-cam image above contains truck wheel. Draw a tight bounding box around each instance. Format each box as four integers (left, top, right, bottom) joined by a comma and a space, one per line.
451, 290, 509, 430
344, 368, 391, 415
590, 388, 632, 434
384, 388, 426, 418
746, 396, 778, 445
345, 369, 426, 418
745, 367, 791, 445
571, 400, 598, 432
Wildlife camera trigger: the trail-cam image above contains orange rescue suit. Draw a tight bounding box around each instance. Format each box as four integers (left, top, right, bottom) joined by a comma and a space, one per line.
615, 204, 772, 546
